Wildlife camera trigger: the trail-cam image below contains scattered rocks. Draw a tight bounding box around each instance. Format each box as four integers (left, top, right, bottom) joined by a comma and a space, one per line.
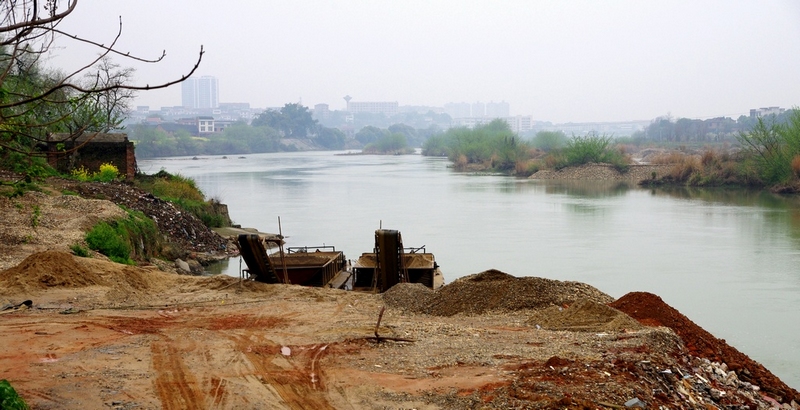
530, 163, 671, 182
611, 291, 800, 403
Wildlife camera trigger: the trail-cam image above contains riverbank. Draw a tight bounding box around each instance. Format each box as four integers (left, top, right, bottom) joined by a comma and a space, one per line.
1, 173, 799, 408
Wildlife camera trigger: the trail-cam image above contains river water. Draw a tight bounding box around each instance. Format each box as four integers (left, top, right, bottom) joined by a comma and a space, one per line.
140, 151, 800, 389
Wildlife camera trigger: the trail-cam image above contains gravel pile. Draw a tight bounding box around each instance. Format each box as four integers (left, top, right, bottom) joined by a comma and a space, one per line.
382, 282, 435, 313
531, 163, 671, 182
383, 269, 614, 316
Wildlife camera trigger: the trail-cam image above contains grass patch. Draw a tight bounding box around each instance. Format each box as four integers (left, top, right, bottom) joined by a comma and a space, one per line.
642, 149, 752, 188
70, 243, 90, 257
135, 170, 229, 228
85, 208, 160, 265
30, 205, 41, 228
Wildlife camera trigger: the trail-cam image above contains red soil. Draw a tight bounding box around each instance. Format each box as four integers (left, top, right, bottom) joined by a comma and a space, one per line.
610, 291, 800, 403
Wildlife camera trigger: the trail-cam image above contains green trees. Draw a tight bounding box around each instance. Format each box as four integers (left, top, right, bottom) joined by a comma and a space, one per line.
422, 119, 533, 172
354, 125, 388, 145
531, 131, 568, 152
737, 109, 800, 185
0, 0, 203, 177
363, 133, 414, 154
314, 127, 346, 150
252, 103, 317, 138
129, 123, 283, 158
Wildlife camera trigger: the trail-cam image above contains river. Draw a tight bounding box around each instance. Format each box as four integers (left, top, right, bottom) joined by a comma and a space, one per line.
140, 151, 800, 389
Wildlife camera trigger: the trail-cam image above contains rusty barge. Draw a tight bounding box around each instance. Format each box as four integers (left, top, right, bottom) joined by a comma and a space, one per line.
236, 229, 443, 293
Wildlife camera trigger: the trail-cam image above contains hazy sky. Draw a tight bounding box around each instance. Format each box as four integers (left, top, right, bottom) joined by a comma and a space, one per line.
55, 0, 800, 123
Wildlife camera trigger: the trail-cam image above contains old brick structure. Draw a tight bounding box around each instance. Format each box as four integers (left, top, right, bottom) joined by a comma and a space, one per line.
46, 133, 137, 180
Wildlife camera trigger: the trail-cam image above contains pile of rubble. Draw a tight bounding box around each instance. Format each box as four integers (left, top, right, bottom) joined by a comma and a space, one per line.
64, 180, 229, 256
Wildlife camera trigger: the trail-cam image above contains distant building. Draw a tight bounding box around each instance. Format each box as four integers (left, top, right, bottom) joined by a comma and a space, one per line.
471, 102, 485, 117
486, 101, 510, 118
182, 76, 219, 109
346, 100, 398, 116
197, 116, 215, 134
443, 102, 471, 119
504, 115, 532, 134
314, 103, 331, 121
451, 116, 532, 134
750, 106, 785, 118
445, 101, 509, 118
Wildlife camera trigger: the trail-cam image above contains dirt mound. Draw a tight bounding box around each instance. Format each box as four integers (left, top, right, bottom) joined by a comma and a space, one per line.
0, 251, 193, 305
425, 269, 614, 316
527, 298, 644, 332
0, 191, 128, 271
382, 282, 435, 313
0, 250, 107, 292
611, 291, 800, 403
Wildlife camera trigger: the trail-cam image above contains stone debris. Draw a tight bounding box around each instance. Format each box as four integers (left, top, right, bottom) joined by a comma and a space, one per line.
67, 180, 229, 255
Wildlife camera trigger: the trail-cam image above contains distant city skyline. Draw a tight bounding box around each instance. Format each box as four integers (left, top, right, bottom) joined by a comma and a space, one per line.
56, 1, 800, 124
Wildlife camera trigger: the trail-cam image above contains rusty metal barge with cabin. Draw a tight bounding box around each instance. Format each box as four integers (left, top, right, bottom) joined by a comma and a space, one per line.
235, 229, 444, 292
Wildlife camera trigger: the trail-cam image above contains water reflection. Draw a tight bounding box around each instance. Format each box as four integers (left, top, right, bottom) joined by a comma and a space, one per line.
542, 180, 634, 198
651, 186, 800, 248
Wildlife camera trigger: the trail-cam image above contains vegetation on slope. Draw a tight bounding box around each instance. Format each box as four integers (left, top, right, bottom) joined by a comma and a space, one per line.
134, 170, 230, 228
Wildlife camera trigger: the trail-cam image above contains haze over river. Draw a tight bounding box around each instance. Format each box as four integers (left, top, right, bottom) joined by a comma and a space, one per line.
140, 151, 800, 389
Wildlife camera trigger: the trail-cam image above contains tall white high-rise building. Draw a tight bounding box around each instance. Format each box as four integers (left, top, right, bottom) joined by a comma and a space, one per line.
181, 76, 219, 109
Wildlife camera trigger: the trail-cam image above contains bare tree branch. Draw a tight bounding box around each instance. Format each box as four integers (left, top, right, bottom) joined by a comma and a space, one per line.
0, 0, 204, 172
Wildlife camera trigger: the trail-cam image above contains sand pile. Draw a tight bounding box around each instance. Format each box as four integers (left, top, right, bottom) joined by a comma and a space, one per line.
0, 251, 183, 301
526, 298, 644, 332
0, 250, 108, 291
383, 269, 614, 316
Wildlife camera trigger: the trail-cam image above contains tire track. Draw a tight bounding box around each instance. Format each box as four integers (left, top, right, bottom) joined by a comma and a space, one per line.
151, 339, 205, 410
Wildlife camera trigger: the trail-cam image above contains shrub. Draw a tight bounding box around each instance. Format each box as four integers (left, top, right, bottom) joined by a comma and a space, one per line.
95, 163, 120, 182
85, 209, 160, 265
70, 163, 120, 183
558, 133, 630, 171
792, 155, 800, 179
531, 131, 568, 152
736, 109, 800, 185
86, 221, 132, 264
0, 379, 29, 410
71, 166, 91, 181
70, 243, 90, 257
650, 151, 688, 165
423, 120, 533, 173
